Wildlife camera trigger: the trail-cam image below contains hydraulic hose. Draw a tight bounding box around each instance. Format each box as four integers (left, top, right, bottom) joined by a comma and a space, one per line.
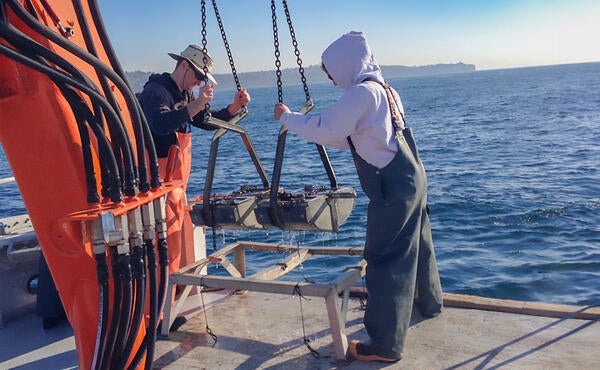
0, 22, 114, 202
143, 239, 159, 370
6, 0, 138, 197
156, 238, 170, 321
11, 0, 159, 193
127, 239, 158, 370
87, 0, 161, 192
91, 251, 110, 370
111, 252, 133, 369
1, 16, 127, 200
72, 0, 143, 197
104, 248, 123, 368
60, 86, 101, 203
0, 0, 6, 22
118, 241, 146, 369
0, 42, 125, 202
72, 96, 121, 202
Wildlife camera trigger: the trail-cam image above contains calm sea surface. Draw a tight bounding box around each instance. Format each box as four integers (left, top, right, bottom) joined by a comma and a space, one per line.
1, 62, 599, 306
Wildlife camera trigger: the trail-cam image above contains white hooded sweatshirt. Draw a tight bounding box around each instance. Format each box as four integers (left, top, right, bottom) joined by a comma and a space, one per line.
280, 31, 404, 169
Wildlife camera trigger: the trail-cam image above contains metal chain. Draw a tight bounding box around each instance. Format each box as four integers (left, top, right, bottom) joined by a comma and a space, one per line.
200, 0, 211, 114
271, 0, 283, 103
211, 0, 240, 91
282, 0, 310, 103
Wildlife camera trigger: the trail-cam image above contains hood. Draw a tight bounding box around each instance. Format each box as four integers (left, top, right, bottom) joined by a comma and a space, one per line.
144, 72, 182, 97
321, 31, 384, 90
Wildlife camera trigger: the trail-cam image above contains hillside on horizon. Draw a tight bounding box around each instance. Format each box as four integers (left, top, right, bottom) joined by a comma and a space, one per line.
126, 62, 476, 92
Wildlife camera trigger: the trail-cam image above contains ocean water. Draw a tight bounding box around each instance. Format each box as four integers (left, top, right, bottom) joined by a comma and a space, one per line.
1, 62, 599, 306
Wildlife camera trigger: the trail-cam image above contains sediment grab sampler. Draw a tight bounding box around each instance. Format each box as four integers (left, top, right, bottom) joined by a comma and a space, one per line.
188, 0, 357, 232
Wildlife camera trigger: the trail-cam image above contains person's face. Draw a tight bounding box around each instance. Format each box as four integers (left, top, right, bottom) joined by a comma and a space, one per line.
183, 61, 207, 89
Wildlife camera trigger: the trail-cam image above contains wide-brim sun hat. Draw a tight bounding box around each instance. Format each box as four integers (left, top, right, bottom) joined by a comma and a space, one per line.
169, 44, 218, 85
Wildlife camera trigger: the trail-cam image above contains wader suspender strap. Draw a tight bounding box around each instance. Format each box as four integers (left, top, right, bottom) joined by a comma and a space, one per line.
347, 78, 407, 149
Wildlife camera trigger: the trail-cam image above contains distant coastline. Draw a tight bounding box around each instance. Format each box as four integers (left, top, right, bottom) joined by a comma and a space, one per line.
126, 62, 476, 92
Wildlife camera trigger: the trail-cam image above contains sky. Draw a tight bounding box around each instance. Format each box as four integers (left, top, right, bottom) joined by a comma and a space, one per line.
98, 0, 600, 74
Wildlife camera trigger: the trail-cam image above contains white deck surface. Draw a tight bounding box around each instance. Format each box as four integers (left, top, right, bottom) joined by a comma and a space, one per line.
1, 290, 599, 369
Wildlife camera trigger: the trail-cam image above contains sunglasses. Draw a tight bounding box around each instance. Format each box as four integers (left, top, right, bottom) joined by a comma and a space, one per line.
191, 66, 207, 82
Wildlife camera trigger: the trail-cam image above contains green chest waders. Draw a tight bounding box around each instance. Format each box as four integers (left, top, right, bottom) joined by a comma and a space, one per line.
347, 81, 443, 359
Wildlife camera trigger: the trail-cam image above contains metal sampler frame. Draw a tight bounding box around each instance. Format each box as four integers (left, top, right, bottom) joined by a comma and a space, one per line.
193, 0, 356, 232
160, 241, 366, 360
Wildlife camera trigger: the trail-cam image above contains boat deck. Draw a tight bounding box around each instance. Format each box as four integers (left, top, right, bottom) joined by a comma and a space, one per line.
1, 290, 599, 369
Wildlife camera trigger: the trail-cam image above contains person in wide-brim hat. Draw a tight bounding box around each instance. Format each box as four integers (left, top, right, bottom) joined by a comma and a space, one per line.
168, 44, 218, 85
137, 43, 250, 282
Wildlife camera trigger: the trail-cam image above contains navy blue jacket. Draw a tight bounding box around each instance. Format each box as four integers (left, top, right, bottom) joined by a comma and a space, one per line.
139, 73, 232, 157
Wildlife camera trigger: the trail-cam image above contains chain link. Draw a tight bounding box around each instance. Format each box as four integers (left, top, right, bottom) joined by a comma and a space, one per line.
271, 0, 283, 103
282, 0, 311, 103
200, 0, 211, 115
211, 0, 241, 91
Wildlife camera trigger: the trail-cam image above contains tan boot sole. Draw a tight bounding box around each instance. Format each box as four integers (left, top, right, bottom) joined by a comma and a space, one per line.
348, 340, 401, 363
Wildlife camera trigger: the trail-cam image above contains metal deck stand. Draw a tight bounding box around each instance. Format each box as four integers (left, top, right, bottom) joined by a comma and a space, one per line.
160, 241, 366, 360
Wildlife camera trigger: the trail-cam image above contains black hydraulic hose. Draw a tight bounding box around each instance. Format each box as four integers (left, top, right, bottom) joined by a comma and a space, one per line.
78, 101, 125, 202
0, 19, 104, 116
72, 0, 136, 196
6, 0, 135, 195
0, 42, 125, 201
72, 0, 143, 197
6, 0, 138, 196
156, 238, 170, 322
76, 2, 144, 197
127, 239, 158, 370
0, 0, 6, 23
82, 104, 116, 201
112, 252, 133, 369
72, 100, 123, 203
118, 241, 146, 370
104, 248, 123, 368
126, 333, 146, 370
60, 86, 101, 203
0, 43, 123, 200
143, 239, 158, 370
92, 252, 110, 370
86, 0, 127, 87
140, 107, 161, 190
0, 42, 124, 202
88, 0, 160, 191
0, 22, 111, 202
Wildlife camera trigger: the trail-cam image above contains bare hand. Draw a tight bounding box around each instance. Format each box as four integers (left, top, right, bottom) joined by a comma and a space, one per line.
235, 87, 251, 107
229, 87, 251, 114
187, 84, 214, 118
198, 84, 215, 106
274, 103, 290, 120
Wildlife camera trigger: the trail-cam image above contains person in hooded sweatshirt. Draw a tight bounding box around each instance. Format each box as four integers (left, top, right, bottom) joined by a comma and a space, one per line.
274, 31, 443, 363
138, 44, 250, 277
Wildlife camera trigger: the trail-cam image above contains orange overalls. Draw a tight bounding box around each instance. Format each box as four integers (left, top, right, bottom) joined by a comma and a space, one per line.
158, 131, 193, 276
